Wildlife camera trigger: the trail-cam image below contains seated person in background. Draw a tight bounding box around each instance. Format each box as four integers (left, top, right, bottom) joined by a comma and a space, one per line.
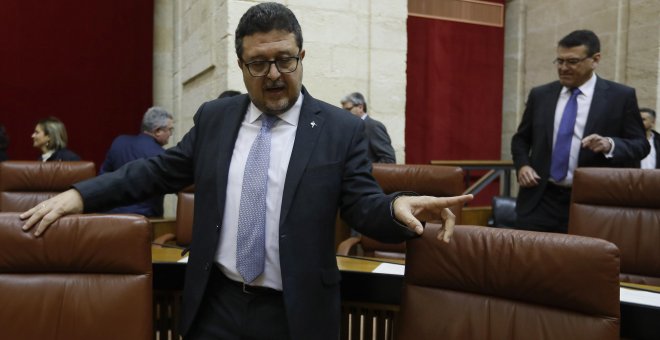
100, 106, 174, 217
31, 117, 81, 161
218, 90, 242, 99
341, 92, 396, 163
0, 124, 8, 161
640, 107, 659, 169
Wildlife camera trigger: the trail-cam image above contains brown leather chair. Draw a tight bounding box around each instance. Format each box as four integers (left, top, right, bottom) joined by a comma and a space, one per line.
397, 224, 620, 340
0, 213, 152, 340
154, 185, 194, 247
569, 167, 660, 286
0, 160, 95, 212
337, 164, 464, 259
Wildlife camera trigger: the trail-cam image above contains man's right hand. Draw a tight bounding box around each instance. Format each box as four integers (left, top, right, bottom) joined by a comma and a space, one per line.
517, 165, 541, 187
20, 189, 84, 237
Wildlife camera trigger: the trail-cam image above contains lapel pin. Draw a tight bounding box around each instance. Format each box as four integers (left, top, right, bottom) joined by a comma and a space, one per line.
310, 121, 317, 128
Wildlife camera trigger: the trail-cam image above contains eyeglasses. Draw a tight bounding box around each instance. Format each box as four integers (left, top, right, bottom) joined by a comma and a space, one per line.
343, 105, 355, 111
553, 56, 591, 66
243, 55, 301, 77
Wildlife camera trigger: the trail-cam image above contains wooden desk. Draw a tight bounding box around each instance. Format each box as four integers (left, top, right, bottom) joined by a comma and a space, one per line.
152, 249, 660, 340
151, 248, 403, 339
619, 282, 660, 339
149, 217, 176, 240
152, 248, 404, 304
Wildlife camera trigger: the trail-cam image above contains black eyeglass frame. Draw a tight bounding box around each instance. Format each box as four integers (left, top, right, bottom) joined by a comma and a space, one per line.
552, 56, 592, 66
242, 55, 301, 77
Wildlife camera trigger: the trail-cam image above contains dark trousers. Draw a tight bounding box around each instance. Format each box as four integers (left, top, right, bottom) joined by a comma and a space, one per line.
516, 182, 572, 233
186, 266, 290, 340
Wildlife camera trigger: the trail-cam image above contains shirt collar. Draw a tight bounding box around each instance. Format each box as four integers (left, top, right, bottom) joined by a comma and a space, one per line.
41, 150, 54, 161
563, 72, 597, 98
246, 93, 304, 127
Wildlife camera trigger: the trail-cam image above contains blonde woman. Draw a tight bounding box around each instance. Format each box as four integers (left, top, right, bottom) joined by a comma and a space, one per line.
31, 117, 80, 161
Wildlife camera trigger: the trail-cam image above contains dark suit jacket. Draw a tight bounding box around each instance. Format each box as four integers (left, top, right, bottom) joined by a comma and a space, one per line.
511, 76, 649, 216
45, 148, 81, 161
651, 130, 660, 169
99, 133, 166, 216
74, 88, 415, 339
364, 115, 396, 163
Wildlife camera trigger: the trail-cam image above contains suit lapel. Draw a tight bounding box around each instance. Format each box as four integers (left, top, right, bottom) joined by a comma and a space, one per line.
583, 76, 609, 136
654, 131, 660, 167
216, 95, 251, 214
544, 82, 563, 148
279, 89, 325, 229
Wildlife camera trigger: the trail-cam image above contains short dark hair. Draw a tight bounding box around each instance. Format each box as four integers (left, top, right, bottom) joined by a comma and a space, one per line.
341, 92, 368, 113
558, 30, 600, 56
640, 107, 656, 119
235, 2, 303, 60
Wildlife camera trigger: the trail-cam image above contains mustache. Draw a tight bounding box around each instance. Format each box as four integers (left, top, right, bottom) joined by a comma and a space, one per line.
263, 81, 285, 89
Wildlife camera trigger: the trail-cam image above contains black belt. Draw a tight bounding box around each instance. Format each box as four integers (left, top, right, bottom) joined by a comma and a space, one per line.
212, 266, 282, 296
547, 181, 572, 194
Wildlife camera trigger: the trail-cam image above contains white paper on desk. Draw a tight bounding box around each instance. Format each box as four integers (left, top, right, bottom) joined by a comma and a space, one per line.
178, 256, 189, 263
620, 287, 660, 308
372, 263, 405, 276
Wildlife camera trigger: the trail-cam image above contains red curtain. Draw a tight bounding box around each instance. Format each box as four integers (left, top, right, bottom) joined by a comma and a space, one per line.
0, 1, 153, 168
406, 15, 504, 205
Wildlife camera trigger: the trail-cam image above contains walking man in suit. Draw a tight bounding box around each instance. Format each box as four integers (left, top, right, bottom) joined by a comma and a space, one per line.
640, 107, 659, 169
341, 92, 396, 163
511, 29, 649, 233
20, 3, 472, 339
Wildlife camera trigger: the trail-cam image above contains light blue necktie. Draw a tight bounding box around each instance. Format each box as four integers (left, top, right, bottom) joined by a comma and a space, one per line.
236, 114, 277, 283
550, 88, 581, 182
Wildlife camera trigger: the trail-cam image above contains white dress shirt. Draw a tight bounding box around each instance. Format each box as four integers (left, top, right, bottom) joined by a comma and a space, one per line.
215, 94, 302, 290
641, 133, 656, 169
551, 73, 598, 187
41, 150, 54, 162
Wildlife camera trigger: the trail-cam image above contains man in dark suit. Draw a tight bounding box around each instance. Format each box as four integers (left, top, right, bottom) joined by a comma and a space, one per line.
20, 3, 472, 340
511, 29, 649, 233
99, 106, 174, 216
640, 107, 659, 169
341, 92, 396, 163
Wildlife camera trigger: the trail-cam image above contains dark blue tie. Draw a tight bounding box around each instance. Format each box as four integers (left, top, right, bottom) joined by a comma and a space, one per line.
236, 114, 277, 283
550, 88, 581, 182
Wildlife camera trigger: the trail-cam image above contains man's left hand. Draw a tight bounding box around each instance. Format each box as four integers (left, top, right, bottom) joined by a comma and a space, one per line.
393, 194, 473, 243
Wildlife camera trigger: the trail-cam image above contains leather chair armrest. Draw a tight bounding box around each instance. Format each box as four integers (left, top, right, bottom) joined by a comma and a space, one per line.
337, 236, 362, 256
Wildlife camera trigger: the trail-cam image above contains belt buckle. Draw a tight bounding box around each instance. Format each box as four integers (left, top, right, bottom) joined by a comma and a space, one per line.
242, 283, 255, 295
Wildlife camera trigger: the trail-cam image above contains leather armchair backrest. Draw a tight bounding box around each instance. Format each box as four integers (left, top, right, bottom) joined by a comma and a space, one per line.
397, 224, 620, 340
175, 185, 195, 246
359, 164, 464, 256
0, 213, 152, 340
569, 167, 660, 285
0, 161, 95, 212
